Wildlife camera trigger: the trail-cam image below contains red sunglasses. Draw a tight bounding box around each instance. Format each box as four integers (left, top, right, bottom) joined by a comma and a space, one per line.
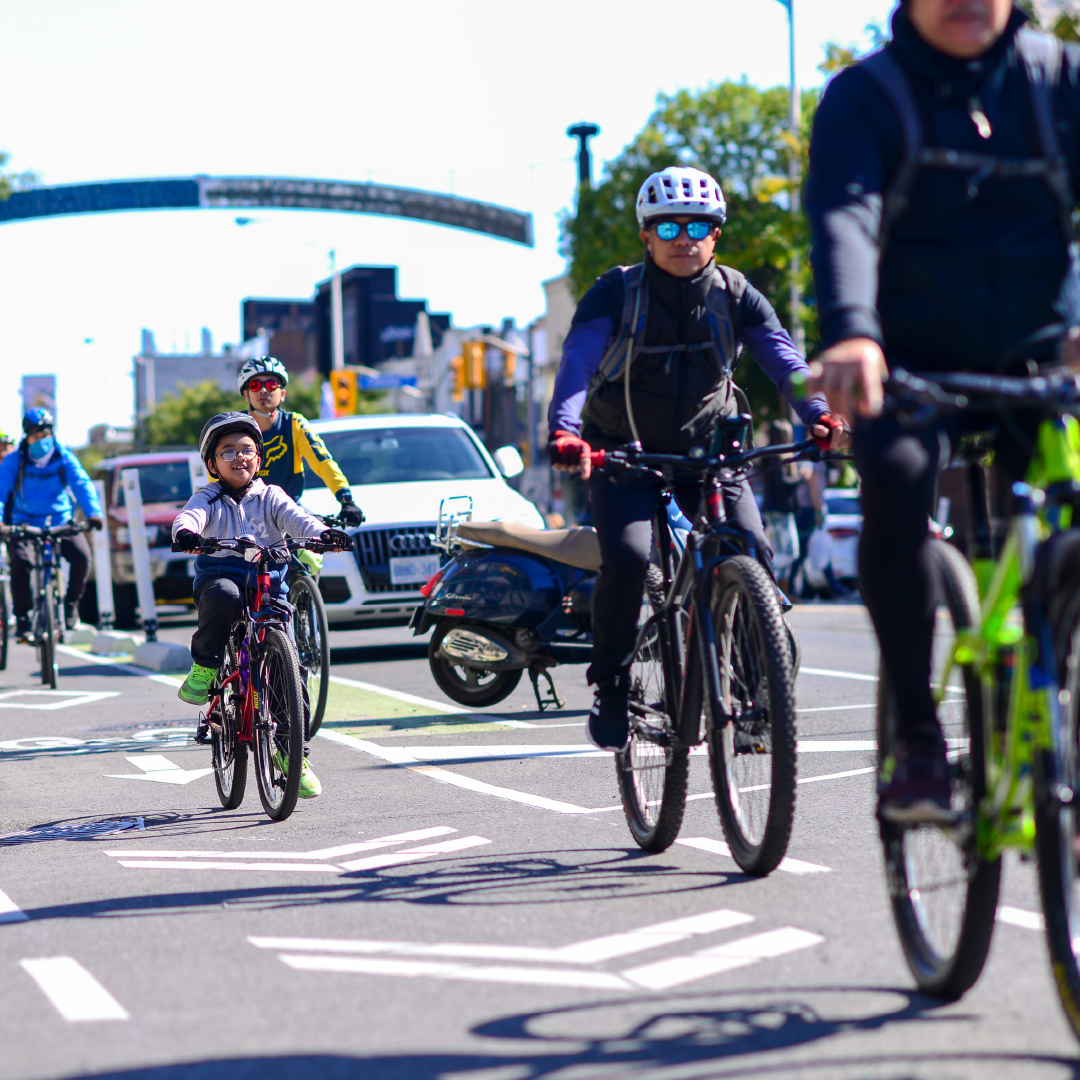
245, 378, 283, 392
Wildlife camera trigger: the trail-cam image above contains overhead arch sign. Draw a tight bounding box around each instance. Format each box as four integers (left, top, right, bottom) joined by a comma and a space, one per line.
0, 175, 534, 246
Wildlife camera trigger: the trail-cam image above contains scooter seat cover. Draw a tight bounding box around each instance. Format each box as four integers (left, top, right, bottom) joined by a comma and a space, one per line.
455, 521, 601, 573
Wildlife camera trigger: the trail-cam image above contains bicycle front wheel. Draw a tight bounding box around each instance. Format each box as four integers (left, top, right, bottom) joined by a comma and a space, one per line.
252, 627, 306, 821
616, 565, 689, 852
39, 585, 58, 688
1036, 567, 1080, 1039
706, 555, 796, 876
0, 576, 9, 671
291, 574, 330, 735
879, 539, 999, 998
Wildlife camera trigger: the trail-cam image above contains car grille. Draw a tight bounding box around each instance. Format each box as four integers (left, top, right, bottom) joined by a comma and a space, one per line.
353, 525, 438, 593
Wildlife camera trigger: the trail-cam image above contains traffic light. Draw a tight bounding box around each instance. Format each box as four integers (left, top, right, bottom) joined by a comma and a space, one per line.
449, 355, 465, 401
328, 370, 357, 416
462, 340, 487, 389
500, 348, 516, 387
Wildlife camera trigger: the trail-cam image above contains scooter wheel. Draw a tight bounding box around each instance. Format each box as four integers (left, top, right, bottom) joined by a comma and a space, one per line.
428, 622, 523, 707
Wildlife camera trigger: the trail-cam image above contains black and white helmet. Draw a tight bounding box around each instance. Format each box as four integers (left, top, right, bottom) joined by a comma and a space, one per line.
237, 355, 289, 395
199, 412, 263, 466
636, 167, 727, 228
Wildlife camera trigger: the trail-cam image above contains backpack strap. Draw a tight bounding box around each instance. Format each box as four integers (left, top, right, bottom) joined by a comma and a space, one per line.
590, 264, 648, 390
859, 48, 924, 256
1017, 29, 1075, 240
709, 265, 746, 373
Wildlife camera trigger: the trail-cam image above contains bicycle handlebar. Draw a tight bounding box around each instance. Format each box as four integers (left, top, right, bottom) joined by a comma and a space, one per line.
886, 367, 1080, 414
586, 438, 827, 478
170, 536, 349, 556
3, 522, 91, 540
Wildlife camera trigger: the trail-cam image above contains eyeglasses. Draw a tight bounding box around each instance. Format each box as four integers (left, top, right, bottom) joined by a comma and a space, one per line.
245, 378, 283, 393
652, 220, 714, 241
216, 448, 259, 463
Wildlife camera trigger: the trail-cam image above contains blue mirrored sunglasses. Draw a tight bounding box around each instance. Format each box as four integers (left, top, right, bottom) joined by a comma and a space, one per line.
653, 220, 713, 241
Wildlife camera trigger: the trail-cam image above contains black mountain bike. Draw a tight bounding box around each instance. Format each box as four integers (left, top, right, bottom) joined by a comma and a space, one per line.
3, 522, 88, 688
589, 420, 833, 874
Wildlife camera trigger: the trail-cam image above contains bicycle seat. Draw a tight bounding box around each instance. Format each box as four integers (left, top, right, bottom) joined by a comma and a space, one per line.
455, 521, 602, 573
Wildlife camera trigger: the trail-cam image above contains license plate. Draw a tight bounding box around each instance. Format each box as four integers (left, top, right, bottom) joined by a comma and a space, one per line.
389, 554, 440, 586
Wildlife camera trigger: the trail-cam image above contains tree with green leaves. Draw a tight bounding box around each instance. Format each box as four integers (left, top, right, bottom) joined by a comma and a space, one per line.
0, 151, 39, 201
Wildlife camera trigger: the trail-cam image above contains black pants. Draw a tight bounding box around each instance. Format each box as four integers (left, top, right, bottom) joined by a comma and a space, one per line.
855, 411, 1038, 742
588, 472, 773, 684
191, 575, 310, 754
8, 533, 91, 618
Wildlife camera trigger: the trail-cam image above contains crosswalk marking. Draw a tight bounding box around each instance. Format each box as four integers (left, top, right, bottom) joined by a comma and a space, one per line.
998, 906, 1045, 931
675, 837, 831, 875
0, 887, 28, 924
20, 957, 128, 1022
339, 835, 492, 871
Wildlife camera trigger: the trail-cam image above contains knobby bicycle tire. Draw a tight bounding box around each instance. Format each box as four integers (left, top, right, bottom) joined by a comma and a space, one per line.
879, 539, 999, 999
706, 555, 797, 875
1036, 565, 1080, 1040
211, 637, 247, 810
0, 578, 9, 671
39, 581, 57, 689
616, 565, 690, 852
291, 575, 331, 736
253, 627, 306, 821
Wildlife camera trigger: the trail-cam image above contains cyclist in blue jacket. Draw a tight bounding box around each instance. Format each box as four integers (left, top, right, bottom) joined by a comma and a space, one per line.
0, 408, 103, 638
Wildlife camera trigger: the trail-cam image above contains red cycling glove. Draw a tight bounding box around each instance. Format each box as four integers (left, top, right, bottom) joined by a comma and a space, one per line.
811, 414, 843, 450
548, 430, 590, 467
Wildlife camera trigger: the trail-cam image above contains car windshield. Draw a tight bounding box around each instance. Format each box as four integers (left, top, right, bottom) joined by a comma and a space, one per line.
305, 427, 493, 487
113, 461, 193, 506
826, 493, 861, 516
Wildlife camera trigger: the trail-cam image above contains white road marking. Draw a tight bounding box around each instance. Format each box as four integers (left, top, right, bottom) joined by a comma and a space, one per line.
796, 740, 876, 752
998, 906, 1045, 931
675, 837, 831, 875
250, 909, 754, 966
20, 957, 129, 1021
0, 690, 120, 710
0, 887, 28, 923
372, 744, 609, 763
280, 952, 633, 990
328, 674, 536, 728
117, 860, 343, 872
105, 754, 213, 785
800, 666, 878, 683
55, 644, 182, 688
797, 703, 876, 713
621, 927, 824, 990
795, 767, 876, 785
340, 835, 492, 871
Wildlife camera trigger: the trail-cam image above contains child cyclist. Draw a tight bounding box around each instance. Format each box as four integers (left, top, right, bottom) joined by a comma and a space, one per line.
171, 412, 350, 798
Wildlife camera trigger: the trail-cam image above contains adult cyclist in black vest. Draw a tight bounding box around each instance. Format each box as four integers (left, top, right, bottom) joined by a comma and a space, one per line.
548, 166, 839, 751
807, 0, 1080, 821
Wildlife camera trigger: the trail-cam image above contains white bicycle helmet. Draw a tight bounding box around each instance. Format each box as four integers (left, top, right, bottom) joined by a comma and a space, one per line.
636, 167, 727, 228
237, 355, 289, 395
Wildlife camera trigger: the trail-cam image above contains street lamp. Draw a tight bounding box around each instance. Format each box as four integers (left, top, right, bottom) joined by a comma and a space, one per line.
773, 0, 803, 354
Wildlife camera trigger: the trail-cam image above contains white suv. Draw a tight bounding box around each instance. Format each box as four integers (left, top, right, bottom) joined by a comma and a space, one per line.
297, 413, 545, 629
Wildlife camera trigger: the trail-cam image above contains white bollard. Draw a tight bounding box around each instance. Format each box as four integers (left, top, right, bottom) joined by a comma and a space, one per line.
91, 479, 115, 629
120, 468, 157, 642
187, 452, 208, 500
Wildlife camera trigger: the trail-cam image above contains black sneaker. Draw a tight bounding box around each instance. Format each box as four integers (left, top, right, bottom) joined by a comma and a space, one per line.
878, 738, 952, 824
15, 616, 32, 642
64, 602, 79, 631
588, 675, 630, 752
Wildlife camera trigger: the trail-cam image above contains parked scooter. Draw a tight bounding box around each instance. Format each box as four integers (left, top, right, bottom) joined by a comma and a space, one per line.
409, 496, 695, 711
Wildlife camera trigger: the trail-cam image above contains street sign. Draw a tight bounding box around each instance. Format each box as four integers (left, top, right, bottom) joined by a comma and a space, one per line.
359, 374, 417, 390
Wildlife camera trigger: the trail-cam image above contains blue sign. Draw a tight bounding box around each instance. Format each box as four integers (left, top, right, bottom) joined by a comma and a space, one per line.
360, 374, 418, 390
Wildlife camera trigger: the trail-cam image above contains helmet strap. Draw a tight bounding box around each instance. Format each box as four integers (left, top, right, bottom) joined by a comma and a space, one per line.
250, 407, 276, 419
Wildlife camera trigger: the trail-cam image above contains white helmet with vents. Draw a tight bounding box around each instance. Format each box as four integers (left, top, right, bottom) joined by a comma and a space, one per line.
635, 167, 727, 228
237, 355, 289, 395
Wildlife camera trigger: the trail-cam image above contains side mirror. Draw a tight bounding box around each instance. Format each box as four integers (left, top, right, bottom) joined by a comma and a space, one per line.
492, 445, 524, 479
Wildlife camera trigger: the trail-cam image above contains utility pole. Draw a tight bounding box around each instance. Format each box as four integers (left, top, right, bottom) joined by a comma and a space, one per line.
774, 0, 803, 354
330, 249, 345, 371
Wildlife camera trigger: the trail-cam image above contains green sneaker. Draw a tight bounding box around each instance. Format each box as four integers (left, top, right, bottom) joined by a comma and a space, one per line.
271, 751, 322, 798
177, 662, 216, 705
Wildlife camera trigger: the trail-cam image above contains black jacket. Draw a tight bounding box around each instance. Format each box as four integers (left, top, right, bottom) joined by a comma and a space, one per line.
807, 6, 1080, 371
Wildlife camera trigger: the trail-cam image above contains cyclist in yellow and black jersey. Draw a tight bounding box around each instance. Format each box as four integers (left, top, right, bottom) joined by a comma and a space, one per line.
237, 356, 365, 527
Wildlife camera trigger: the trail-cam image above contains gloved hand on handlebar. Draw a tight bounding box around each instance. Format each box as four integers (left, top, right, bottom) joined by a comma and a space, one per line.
548, 430, 593, 479
87, 517, 103, 531
173, 528, 201, 552
810, 414, 846, 451
335, 488, 365, 526
320, 527, 352, 551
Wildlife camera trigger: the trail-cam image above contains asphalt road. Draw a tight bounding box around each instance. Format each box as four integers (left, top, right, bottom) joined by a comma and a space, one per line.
0, 604, 1077, 1079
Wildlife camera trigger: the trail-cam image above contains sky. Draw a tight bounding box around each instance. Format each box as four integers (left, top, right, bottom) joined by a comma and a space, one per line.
0, 0, 895, 446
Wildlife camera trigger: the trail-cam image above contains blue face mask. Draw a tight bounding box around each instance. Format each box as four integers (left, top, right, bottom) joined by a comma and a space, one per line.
28, 436, 54, 461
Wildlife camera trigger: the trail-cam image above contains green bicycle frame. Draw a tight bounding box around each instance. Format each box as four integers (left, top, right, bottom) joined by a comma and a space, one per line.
939, 414, 1080, 859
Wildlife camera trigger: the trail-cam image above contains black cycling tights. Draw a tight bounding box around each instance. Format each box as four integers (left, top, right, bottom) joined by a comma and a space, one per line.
855, 410, 1039, 743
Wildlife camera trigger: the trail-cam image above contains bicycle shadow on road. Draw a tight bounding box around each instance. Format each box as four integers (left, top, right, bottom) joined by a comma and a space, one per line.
43, 987, 1080, 1079
329, 641, 429, 665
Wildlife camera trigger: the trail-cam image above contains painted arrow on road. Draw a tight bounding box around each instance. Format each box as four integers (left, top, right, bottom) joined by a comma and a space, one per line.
106, 754, 213, 785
